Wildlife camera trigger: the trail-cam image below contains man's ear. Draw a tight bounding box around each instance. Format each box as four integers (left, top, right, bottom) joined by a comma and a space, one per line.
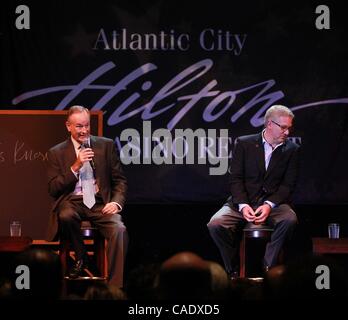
65, 121, 71, 132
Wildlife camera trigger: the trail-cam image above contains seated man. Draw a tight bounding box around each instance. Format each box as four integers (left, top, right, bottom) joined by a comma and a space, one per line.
207, 105, 300, 277
46, 105, 128, 288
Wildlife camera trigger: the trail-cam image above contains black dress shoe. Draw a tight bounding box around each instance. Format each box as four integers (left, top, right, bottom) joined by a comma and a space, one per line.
69, 258, 88, 279
229, 271, 239, 280
263, 266, 270, 273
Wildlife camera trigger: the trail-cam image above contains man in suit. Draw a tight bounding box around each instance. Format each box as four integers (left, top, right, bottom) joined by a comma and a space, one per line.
207, 105, 299, 278
46, 105, 128, 287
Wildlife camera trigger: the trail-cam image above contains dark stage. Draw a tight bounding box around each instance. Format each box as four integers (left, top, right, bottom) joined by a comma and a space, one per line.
123, 203, 348, 272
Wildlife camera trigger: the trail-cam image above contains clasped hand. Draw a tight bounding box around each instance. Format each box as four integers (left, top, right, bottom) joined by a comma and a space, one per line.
242, 204, 271, 224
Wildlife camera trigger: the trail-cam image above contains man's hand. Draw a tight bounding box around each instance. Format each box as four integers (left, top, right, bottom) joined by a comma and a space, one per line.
79, 148, 94, 163
242, 205, 256, 222
71, 148, 94, 172
254, 204, 271, 224
102, 202, 119, 215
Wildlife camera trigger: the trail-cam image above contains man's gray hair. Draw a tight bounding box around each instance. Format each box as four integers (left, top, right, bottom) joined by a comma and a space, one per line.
67, 105, 90, 121
264, 105, 294, 125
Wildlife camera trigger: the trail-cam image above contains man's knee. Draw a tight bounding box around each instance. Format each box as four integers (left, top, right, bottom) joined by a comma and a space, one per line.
286, 211, 298, 225
280, 211, 298, 229
207, 217, 221, 229
58, 207, 79, 223
117, 224, 127, 235
107, 223, 127, 240
207, 216, 227, 236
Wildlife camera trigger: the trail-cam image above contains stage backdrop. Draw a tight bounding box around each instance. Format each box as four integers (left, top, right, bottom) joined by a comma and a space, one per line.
1, 0, 348, 206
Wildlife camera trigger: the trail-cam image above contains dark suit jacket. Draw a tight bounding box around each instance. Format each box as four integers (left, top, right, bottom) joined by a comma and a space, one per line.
227, 133, 300, 209
46, 135, 127, 241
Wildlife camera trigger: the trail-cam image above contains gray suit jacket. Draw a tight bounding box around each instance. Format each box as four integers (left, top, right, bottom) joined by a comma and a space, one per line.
46, 135, 127, 240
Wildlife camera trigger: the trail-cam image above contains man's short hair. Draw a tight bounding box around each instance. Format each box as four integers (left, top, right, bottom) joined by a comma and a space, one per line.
67, 105, 90, 121
264, 105, 294, 125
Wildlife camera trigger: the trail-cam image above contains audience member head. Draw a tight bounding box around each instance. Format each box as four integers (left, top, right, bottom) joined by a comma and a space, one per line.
207, 260, 230, 299
125, 263, 160, 300
84, 282, 126, 300
157, 252, 212, 300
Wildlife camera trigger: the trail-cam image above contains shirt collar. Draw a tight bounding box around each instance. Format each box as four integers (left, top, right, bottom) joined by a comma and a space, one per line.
70, 136, 90, 150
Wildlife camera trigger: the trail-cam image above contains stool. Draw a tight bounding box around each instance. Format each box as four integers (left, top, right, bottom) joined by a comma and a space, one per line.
240, 222, 274, 277
59, 221, 107, 279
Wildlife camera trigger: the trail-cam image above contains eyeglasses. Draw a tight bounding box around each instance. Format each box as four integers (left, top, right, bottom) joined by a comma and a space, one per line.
271, 120, 293, 133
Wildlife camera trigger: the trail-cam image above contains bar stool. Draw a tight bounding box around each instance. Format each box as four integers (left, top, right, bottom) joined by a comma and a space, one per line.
240, 222, 274, 277
59, 221, 107, 279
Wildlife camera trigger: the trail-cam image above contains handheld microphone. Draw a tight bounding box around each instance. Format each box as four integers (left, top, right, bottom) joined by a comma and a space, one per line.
82, 142, 96, 171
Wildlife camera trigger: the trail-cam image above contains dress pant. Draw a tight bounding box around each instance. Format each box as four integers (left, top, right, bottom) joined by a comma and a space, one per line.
58, 194, 128, 287
207, 204, 297, 275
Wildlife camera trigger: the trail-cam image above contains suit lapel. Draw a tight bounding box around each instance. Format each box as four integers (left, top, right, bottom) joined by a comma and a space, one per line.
90, 136, 101, 186
255, 134, 266, 175
64, 139, 77, 168
264, 142, 286, 179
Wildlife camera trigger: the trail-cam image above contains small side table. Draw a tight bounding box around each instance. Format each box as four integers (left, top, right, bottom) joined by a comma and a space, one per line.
0, 236, 32, 252
312, 237, 348, 254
